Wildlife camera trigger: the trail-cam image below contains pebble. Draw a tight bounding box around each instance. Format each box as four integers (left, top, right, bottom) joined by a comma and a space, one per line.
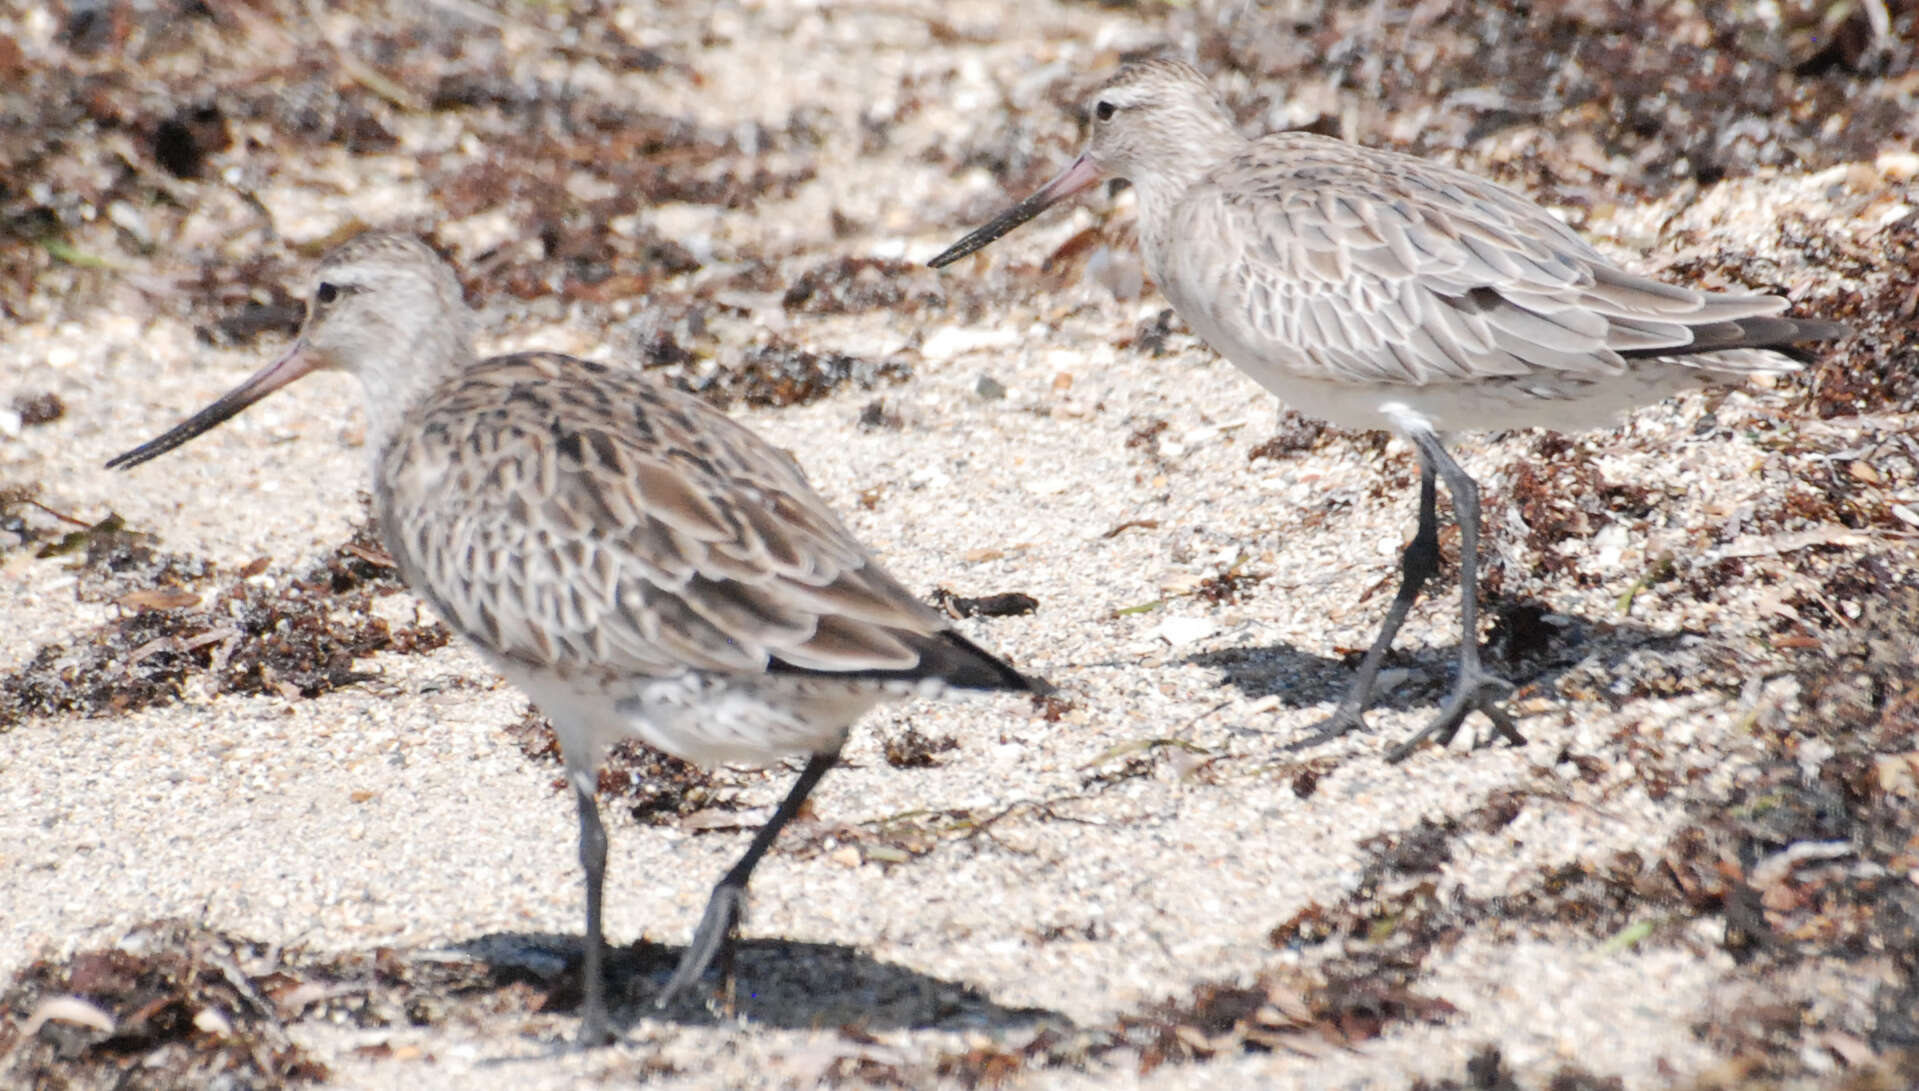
1147, 616, 1219, 646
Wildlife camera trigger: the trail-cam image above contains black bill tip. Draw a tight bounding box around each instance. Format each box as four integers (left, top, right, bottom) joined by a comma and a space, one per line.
927, 154, 1104, 269
105, 339, 318, 470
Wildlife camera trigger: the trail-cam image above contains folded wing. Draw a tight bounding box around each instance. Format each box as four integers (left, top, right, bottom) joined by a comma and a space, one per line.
1161, 134, 1844, 388
378, 353, 1042, 693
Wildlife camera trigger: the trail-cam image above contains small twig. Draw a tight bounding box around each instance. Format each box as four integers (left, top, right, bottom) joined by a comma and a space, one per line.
20, 497, 98, 529
1079, 700, 1233, 771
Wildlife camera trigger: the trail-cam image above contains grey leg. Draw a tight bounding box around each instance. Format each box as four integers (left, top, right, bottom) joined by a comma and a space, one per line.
1384, 429, 1525, 762
573, 777, 616, 1045
654, 749, 839, 1008
1290, 461, 1441, 749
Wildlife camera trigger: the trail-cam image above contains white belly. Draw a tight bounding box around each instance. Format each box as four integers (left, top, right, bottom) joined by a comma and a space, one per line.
1155, 268, 1750, 436
497, 661, 884, 777
1236, 365, 1708, 436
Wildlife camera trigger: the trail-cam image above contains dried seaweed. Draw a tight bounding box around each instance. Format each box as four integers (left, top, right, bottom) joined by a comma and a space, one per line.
0, 524, 448, 729
502, 708, 732, 824
0, 920, 328, 1090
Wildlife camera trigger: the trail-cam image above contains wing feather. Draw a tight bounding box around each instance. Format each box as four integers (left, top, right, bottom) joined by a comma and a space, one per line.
1152, 132, 1834, 390
376, 353, 1007, 687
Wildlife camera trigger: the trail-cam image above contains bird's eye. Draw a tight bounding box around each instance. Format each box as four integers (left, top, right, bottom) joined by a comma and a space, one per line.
315, 282, 340, 305
1095, 100, 1116, 121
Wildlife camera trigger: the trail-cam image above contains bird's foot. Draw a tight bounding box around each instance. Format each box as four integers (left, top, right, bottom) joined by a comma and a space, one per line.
1284, 701, 1371, 752
1385, 667, 1523, 763
576, 1007, 619, 1048
654, 884, 745, 1009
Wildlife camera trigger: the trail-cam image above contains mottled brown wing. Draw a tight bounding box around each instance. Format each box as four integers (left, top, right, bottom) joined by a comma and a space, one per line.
1160, 133, 1798, 388
376, 353, 969, 682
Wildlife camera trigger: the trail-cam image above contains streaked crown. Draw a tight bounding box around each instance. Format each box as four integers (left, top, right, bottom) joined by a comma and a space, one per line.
296, 233, 475, 378
1083, 58, 1241, 189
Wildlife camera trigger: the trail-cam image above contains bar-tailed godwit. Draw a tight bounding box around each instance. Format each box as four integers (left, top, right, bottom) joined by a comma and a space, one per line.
931, 58, 1843, 761
110, 233, 1049, 1042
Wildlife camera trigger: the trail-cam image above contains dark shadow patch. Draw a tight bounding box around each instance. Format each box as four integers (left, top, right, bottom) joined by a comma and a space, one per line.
650, 936, 1062, 1033
0, 917, 1064, 1082
1191, 614, 1745, 726
1411, 1044, 1624, 1090
445, 932, 1064, 1038
1187, 641, 1425, 712
149, 103, 228, 180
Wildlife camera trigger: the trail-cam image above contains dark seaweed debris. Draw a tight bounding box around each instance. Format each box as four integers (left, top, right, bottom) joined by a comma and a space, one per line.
504, 708, 733, 824
685, 341, 912, 409
0, 920, 328, 1090
0, 525, 448, 729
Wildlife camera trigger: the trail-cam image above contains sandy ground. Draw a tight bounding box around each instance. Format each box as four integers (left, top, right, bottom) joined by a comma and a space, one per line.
3, 1, 1917, 1088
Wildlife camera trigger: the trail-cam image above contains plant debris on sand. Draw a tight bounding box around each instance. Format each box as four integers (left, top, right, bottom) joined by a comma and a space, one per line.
4, 0, 1918, 1086
504, 708, 735, 825
0, 522, 447, 729
0, 920, 330, 1090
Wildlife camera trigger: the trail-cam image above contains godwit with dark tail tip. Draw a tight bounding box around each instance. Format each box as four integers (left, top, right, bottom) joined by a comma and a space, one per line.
110, 232, 1050, 1043
930, 58, 1844, 761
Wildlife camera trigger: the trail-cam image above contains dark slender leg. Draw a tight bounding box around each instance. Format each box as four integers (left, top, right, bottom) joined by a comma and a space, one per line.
1289, 462, 1441, 749
573, 777, 617, 1045
654, 749, 839, 1008
1384, 429, 1525, 762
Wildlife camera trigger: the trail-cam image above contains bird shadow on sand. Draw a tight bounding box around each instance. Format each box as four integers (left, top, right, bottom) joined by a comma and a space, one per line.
0, 917, 1063, 1083
449, 929, 1065, 1036
1185, 605, 1741, 721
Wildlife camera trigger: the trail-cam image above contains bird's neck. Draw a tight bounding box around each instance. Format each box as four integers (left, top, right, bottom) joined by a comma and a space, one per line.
1128, 122, 1243, 274
352, 322, 478, 457
1125, 116, 1245, 231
